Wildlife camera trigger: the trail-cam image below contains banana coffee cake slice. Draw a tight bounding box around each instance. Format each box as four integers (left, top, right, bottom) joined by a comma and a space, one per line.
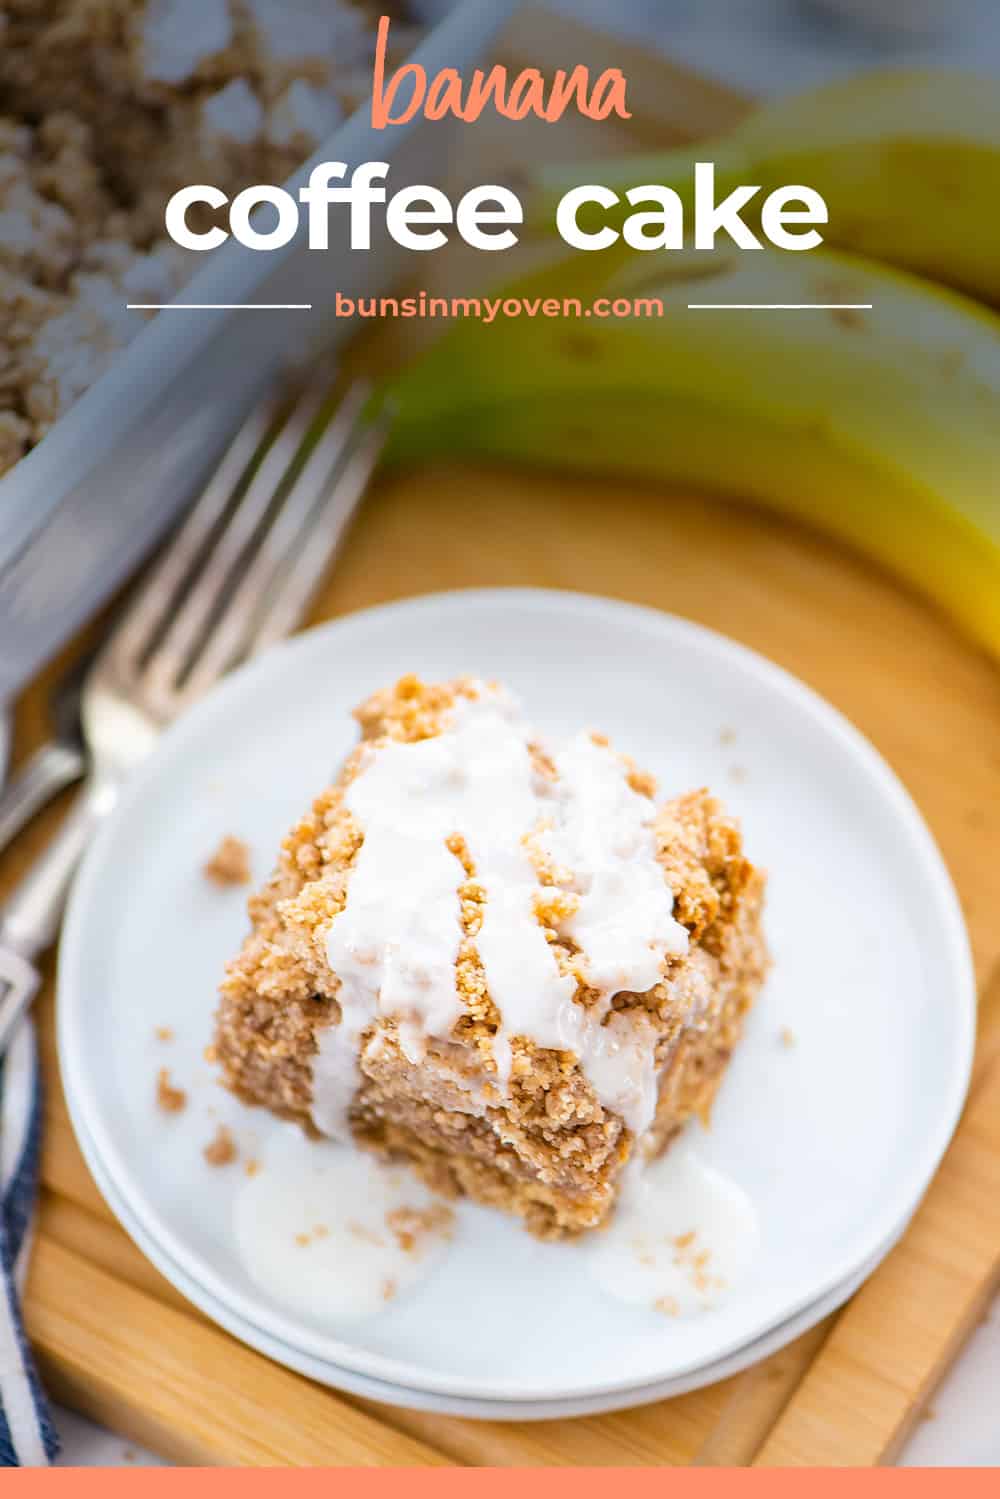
215, 675, 768, 1239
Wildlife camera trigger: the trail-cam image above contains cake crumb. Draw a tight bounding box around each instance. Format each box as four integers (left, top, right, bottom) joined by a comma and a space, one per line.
293, 1224, 330, 1248
779, 1027, 797, 1048
386, 1203, 455, 1254
382, 1277, 398, 1302
203, 835, 252, 887
203, 1124, 237, 1167
673, 1230, 696, 1250
245, 1158, 261, 1178
156, 1068, 186, 1115
719, 727, 737, 747
348, 1220, 386, 1247
154, 1026, 174, 1042
654, 1296, 679, 1317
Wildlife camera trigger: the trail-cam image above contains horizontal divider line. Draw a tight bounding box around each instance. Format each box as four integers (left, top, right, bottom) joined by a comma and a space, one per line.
687, 302, 874, 310
125, 303, 314, 310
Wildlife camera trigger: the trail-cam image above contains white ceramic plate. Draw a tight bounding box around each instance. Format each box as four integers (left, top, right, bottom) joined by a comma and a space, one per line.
59, 589, 975, 1402
73, 1096, 910, 1421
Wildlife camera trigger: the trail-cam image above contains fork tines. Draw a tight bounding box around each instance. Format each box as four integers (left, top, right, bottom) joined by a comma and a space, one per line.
105, 373, 388, 719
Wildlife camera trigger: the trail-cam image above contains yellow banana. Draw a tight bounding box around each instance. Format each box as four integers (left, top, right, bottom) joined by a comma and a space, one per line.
529, 70, 1000, 306
386, 247, 1000, 659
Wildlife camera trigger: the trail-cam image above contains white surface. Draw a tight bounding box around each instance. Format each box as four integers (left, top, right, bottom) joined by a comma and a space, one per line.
58, 589, 973, 1403
52, 1407, 166, 1470
811, 0, 986, 40
901, 1298, 1000, 1467
556, 1, 1000, 94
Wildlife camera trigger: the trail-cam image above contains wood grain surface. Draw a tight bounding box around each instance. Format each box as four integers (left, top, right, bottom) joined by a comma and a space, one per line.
3, 7, 999, 1469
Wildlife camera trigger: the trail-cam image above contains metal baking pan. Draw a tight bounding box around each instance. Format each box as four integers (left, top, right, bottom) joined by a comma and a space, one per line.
0, 0, 515, 703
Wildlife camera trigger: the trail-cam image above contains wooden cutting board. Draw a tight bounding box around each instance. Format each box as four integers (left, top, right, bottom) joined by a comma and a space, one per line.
5, 6, 1000, 1468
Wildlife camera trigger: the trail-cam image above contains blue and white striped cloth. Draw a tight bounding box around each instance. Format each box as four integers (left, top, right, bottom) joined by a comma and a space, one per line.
0, 1020, 58, 1465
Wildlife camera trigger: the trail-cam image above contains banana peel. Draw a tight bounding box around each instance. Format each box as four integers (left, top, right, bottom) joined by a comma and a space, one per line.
385, 247, 1000, 660
528, 70, 1000, 307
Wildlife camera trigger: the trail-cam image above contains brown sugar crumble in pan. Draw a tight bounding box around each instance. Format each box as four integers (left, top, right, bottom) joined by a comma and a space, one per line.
0, 1, 415, 474
214, 676, 769, 1240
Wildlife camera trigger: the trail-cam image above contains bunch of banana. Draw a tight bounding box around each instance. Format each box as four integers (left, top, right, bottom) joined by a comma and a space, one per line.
528, 69, 1000, 306
386, 245, 1000, 658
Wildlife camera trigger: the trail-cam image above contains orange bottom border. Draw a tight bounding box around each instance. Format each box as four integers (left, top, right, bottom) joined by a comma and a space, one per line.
8, 1470, 999, 1489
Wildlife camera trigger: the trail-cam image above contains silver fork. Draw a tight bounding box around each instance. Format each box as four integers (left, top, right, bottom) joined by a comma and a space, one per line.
0, 650, 88, 855
0, 374, 388, 1055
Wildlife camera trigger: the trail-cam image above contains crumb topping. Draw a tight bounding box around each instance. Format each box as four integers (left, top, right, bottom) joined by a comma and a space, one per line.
203, 1123, 238, 1166
156, 1067, 186, 1115
204, 834, 252, 888
385, 1202, 455, 1254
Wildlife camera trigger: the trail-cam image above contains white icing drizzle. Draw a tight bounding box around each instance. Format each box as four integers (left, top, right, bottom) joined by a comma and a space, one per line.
311, 685, 690, 1142
544, 733, 690, 1000
235, 1129, 453, 1323
583, 1141, 760, 1318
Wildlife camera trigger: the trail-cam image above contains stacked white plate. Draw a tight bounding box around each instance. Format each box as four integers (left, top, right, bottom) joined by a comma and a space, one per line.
58, 591, 975, 1419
